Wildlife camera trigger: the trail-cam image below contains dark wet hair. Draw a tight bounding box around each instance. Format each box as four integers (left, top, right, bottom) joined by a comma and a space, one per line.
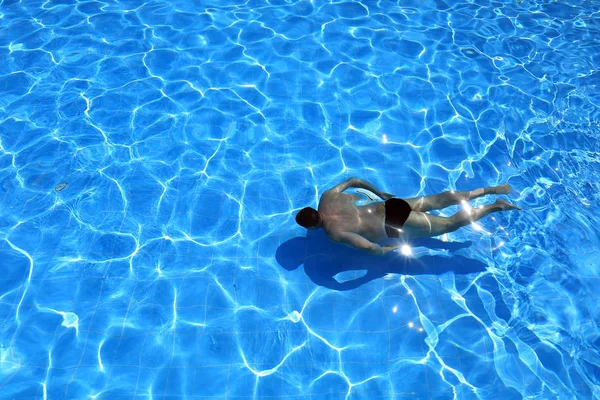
295, 207, 320, 229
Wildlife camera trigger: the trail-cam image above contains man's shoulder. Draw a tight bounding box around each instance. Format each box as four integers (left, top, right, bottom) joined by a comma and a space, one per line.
322, 188, 350, 203
318, 189, 339, 208
324, 229, 344, 243
323, 225, 351, 242
321, 188, 338, 198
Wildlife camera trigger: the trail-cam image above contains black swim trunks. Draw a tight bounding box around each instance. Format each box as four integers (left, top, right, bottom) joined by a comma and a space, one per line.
385, 198, 412, 238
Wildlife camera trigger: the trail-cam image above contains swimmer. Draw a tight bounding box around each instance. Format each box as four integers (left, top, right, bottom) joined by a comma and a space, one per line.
295, 178, 521, 255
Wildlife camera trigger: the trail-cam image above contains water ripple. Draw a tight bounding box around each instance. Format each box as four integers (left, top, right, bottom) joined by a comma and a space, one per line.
1, 0, 599, 399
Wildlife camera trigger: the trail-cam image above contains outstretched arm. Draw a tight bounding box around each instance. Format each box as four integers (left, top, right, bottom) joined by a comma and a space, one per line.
332, 232, 398, 256
331, 178, 394, 200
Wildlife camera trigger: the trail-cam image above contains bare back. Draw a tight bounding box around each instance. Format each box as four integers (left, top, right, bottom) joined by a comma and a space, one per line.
318, 190, 388, 243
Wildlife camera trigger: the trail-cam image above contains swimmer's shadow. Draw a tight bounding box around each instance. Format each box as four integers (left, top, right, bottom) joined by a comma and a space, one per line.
276, 230, 486, 291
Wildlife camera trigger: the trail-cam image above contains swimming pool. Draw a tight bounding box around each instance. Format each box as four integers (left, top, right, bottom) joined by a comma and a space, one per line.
1, 0, 599, 398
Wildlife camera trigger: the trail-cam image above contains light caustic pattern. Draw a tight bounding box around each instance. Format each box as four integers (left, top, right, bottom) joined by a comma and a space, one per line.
1, 0, 600, 399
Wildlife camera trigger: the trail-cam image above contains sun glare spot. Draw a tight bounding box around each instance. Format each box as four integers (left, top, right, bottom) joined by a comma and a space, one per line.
401, 245, 412, 256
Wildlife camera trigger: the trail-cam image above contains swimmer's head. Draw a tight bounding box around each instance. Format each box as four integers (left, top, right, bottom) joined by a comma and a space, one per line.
296, 207, 322, 229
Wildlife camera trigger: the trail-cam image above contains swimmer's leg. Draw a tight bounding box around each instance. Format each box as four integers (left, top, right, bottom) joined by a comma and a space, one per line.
401, 199, 520, 238
404, 184, 512, 212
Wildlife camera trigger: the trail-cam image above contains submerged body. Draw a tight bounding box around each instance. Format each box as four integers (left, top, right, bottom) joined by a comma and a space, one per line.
296, 178, 521, 255
319, 191, 388, 243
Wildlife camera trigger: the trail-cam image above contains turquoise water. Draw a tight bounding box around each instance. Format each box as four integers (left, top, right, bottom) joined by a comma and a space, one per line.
1, 0, 600, 398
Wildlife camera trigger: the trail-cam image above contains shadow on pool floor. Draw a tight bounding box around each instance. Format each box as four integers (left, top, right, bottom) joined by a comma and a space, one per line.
276, 229, 487, 291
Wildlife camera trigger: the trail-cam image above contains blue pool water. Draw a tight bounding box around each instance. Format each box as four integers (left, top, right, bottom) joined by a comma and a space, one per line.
1, 0, 600, 398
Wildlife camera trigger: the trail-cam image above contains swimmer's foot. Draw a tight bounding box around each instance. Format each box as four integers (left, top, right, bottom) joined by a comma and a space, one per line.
494, 198, 521, 211
492, 184, 512, 195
